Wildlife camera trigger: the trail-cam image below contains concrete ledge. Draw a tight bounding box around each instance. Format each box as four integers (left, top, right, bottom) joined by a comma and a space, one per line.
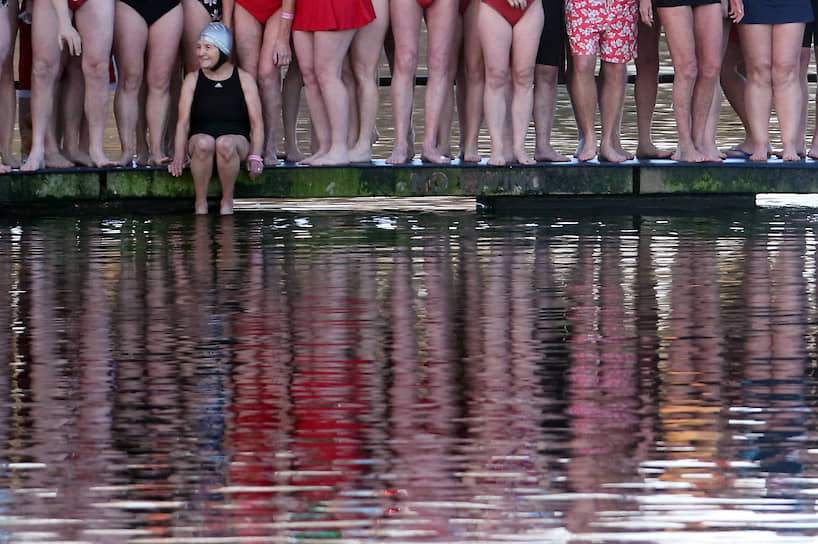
2, 158, 818, 210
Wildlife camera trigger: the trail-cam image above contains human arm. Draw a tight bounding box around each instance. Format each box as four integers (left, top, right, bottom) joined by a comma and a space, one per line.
50, 0, 81, 55
238, 68, 265, 178
168, 72, 197, 176
639, 0, 654, 26
273, 0, 294, 66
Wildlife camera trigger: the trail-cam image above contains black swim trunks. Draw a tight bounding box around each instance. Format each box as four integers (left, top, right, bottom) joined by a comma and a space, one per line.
536, 0, 565, 66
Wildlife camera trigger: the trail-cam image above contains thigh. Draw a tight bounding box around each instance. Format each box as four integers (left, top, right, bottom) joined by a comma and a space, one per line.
351, 0, 389, 66
511, 0, 544, 71
659, 6, 697, 65
114, 2, 148, 77
738, 23, 773, 72
313, 29, 356, 78
76, 0, 116, 64
478, 3, 513, 71
258, 8, 284, 74
425, 0, 458, 68
146, 4, 183, 81
0, 1, 17, 66
692, 3, 723, 64
773, 22, 807, 70
293, 30, 315, 76
390, 0, 423, 52
233, 4, 263, 72
31, 0, 64, 65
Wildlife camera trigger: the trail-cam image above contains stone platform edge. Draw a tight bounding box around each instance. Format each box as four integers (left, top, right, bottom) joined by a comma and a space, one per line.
2, 159, 818, 204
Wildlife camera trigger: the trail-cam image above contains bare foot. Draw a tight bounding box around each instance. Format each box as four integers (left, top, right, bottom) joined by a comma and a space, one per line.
117, 151, 135, 167
514, 150, 536, 165
781, 147, 803, 161
45, 152, 76, 169
220, 198, 234, 215
348, 145, 372, 163
1, 154, 22, 169
21, 150, 45, 172
264, 155, 281, 167
387, 142, 414, 164
195, 200, 209, 214
598, 144, 631, 163
808, 145, 818, 159
65, 149, 94, 167
420, 151, 451, 165
613, 143, 635, 160
310, 150, 349, 166
300, 150, 328, 165
0, 163, 10, 174
749, 146, 768, 161
575, 138, 597, 162
534, 145, 570, 162
461, 146, 481, 163
90, 151, 118, 168
284, 145, 305, 163
635, 143, 673, 159
671, 143, 707, 163
487, 149, 506, 166
149, 155, 172, 167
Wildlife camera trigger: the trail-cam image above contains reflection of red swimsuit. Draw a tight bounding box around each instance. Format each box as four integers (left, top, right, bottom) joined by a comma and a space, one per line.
293, 0, 375, 30
237, 0, 282, 24
481, 0, 532, 25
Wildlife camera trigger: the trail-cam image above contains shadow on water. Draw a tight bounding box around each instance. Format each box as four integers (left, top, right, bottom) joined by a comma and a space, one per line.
1, 208, 818, 542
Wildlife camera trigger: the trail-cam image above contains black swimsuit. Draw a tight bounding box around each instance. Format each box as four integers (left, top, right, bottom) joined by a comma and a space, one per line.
190, 67, 251, 141
119, 0, 180, 26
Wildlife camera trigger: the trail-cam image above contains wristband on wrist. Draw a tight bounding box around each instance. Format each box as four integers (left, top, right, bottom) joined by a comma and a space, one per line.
281, 11, 294, 19
248, 155, 263, 165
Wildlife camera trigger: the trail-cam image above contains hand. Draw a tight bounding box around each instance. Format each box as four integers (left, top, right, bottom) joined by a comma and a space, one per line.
247, 155, 264, 179
273, 39, 291, 67
639, 0, 654, 26
506, 0, 528, 8
729, 0, 744, 22
58, 23, 82, 56
168, 157, 185, 177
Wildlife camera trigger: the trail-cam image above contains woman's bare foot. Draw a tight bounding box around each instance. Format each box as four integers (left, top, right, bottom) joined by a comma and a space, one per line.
1, 154, 22, 169
0, 163, 11, 174
90, 151, 118, 168
487, 149, 506, 166
284, 144, 305, 163
598, 144, 631, 163
149, 155, 172, 167
514, 149, 536, 165
781, 146, 803, 161
195, 200, 209, 214
461, 145, 481, 163
220, 198, 234, 215
348, 144, 372, 163
310, 149, 349, 166
534, 144, 570, 162
575, 138, 597, 162
671, 142, 707, 162
264, 155, 281, 167
387, 142, 414, 164
300, 149, 328, 165
635, 143, 673, 159
420, 145, 451, 164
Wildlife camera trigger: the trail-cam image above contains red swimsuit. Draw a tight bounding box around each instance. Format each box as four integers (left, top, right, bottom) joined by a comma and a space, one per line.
481, 0, 533, 25
237, 0, 282, 24
293, 0, 375, 31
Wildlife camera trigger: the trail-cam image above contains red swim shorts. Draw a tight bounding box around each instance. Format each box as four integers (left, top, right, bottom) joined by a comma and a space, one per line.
565, 0, 638, 63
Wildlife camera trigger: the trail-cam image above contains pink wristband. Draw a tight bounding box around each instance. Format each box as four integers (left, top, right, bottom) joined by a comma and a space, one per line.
281, 11, 294, 19
248, 154, 263, 163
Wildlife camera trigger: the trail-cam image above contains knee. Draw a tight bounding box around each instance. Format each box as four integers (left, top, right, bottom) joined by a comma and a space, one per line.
772, 59, 800, 87
82, 56, 110, 83
257, 66, 280, 93
535, 65, 558, 87
30, 58, 58, 83
674, 58, 698, 82
746, 60, 772, 86
393, 47, 419, 74
190, 137, 215, 158
299, 65, 319, 88
215, 137, 238, 160
485, 65, 509, 90
119, 70, 143, 93
512, 65, 535, 89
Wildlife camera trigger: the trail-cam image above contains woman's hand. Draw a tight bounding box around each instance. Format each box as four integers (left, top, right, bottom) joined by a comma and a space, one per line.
168, 157, 185, 177
58, 22, 82, 56
247, 154, 264, 180
639, 0, 654, 26
273, 39, 291, 67
729, 0, 744, 22
506, 0, 528, 9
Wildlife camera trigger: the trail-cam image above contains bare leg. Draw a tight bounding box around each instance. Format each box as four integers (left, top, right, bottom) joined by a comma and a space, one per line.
421, 0, 457, 163
189, 134, 215, 214
0, 1, 18, 170
809, 41, 818, 157
772, 22, 806, 161
349, 0, 389, 163
282, 60, 305, 162
293, 30, 331, 163
534, 65, 569, 161
60, 56, 93, 165
181, 0, 213, 73
214, 134, 249, 215
478, 5, 512, 166
258, 9, 288, 165
739, 24, 774, 161
311, 28, 357, 165
597, 60, 630, 162
113, 3, 148, 166
634, 19, 672, 158
720, 37, 753, 154
22, 0, 68, 171
569, 54, 598, 161
145, 5, 183, 165
460, 0, 483, 162
702, 19, 732, 159
76, 0, 116, 167
387, 0, 422, 164
509, 1, 543, 165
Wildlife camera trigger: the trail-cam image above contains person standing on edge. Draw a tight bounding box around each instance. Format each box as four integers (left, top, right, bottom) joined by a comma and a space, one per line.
387, 0, 458, 164
0, 0, 18, 173
533, 0, 570, 162
293, 0, 375, 165
21, 0, 116, 171
738, 0, 810, 161
169, 23, 264, 215
565, 0, 639, 162
640, 0, 742, 162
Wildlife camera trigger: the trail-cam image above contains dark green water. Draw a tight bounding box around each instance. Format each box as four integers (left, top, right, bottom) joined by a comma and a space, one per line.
1, 207, 818, 543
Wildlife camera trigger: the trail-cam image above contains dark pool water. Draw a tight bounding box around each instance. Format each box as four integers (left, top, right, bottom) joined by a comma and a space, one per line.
2, 207, 818, 543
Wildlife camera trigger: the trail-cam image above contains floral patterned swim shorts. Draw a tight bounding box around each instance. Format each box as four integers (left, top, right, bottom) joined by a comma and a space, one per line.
565, 0, 638, 63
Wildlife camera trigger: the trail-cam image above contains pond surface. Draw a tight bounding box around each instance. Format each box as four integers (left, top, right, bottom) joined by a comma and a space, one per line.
2, 206, 818, 543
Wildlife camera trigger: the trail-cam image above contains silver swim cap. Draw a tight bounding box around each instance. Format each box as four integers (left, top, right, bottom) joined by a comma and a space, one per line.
199, 22, 232, 56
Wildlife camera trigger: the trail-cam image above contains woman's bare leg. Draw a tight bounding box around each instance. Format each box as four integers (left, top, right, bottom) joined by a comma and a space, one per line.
349, 0, 388, 162
509, 1, 543, 165
0, 1, 18, 170
460, 0, 483, 162
387, 0, 422, 164
311, 28, 356, 165
214, 134, 249, 214
293, 30, 331, 163
739, 23, 774, 161
189, 133, 215, 214
772, 22, 806, 160
282, 60, 305, 161
145, 4, 183, 165
421, 0, 457, 163
258, 9, 289, 164
181, 0, 213, 73
478, 4, 512, 166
